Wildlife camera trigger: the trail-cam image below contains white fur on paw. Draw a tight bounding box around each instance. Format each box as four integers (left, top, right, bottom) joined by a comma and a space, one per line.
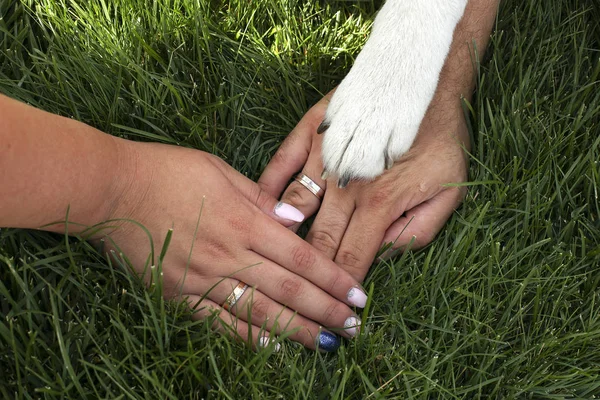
321, 0, 468, 186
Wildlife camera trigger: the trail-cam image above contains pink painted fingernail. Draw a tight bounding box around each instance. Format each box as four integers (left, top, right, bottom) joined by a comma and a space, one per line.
347, 286, 367, 308
273, 202, 305, 222
344, 316, 361, 337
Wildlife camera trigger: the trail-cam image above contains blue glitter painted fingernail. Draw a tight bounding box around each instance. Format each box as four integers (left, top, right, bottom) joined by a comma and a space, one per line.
316, 331, 340, 352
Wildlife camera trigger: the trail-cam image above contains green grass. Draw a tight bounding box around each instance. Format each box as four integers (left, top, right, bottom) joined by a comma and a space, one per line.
1, 0, 599, 398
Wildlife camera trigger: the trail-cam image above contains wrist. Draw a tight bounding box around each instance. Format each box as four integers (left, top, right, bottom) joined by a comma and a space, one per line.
430, 0, 500, 116
92, 137, 152, 238
44, 132, 139, 236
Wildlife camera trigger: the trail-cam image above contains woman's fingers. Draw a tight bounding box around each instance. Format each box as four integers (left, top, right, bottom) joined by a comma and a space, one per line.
250, 214, 368, 308
258, 120, 326, 232
208, 155, 306, 227
185, 295, 282, 352
232, 254, 359, 338
228, 282, 361, 350
183, 273, 359, 351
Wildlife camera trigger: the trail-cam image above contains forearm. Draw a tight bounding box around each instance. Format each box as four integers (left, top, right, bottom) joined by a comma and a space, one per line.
435, 0, 500, 105
325, 2, 499, 116
0, 94, 131, 233
417, 0, 499, 150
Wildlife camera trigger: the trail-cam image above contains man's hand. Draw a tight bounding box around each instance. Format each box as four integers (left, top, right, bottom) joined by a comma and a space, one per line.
259, 0, 499, 281
259, 92, 469, 281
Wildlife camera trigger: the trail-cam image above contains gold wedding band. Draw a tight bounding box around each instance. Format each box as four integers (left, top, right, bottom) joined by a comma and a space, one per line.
294, 173, 325, 200
222, 281, 249, 311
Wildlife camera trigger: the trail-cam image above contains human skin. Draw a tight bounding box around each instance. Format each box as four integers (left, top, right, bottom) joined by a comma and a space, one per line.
0, 94, 367, 351
259, 0, 501, 281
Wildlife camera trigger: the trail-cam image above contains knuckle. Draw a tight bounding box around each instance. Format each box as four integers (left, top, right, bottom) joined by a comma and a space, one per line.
257, 179, 274, 194
365, 187, 395, 209
255, 193, 272, 213
294, 326, 316, 348
228, 215, 250, 233
324, 271, 343, 295
250, 298, 270, 321
337, 249, 362, 270
283, 186, 309, 206
321, 301, 343, 323
202, 237, 234, 260
273, 132, 303, 165
365, 182, 396, 211
232, 322, 248, 341
273, 146, 291, 166
278, 277, 303, 298
250, 185, 269, 210
308, 229, 339, 253
291, 244, 317, 272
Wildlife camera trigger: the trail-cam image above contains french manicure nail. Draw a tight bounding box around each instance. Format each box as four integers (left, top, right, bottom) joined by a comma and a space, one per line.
273, 202, 305, 222
316, 331, 340, 352
344, 316, 361, 337
347, 286, 367, 308
258, 336, 281, 352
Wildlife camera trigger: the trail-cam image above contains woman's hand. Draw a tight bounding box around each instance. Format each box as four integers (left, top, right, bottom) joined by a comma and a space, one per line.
0, 94, 364, 351
98, 141, 367, 351
258, 92, 469, 282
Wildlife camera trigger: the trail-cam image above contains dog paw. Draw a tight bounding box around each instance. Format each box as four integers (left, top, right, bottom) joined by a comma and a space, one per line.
320, 0, 468, 187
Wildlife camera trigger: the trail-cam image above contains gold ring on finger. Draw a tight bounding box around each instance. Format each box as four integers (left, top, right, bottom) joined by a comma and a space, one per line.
294, 173, 325, 200
222, 281, 249, 311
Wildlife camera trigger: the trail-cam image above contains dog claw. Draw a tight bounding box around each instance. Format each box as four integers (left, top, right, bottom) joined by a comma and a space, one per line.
317, 121, 330, 134
337, 175, 350, 189
385, 154, 394, 170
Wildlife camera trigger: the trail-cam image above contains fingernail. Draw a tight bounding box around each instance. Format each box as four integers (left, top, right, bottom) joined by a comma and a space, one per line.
347, 286, 367, 308
385, 153, 394, 170
344, 316, 361, 337
316, 331, 340, 352
258, 336, 282, 352
321, 169, 329, 180
273, 202, 305, 222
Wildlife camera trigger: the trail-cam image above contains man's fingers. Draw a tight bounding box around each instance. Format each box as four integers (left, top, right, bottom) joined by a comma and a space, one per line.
333, 209, 391, 282
380, 188, 464, 256
305, 186, 355, 259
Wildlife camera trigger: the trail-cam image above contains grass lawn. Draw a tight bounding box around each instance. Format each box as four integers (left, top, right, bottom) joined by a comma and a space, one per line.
1, 0, 600, 398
